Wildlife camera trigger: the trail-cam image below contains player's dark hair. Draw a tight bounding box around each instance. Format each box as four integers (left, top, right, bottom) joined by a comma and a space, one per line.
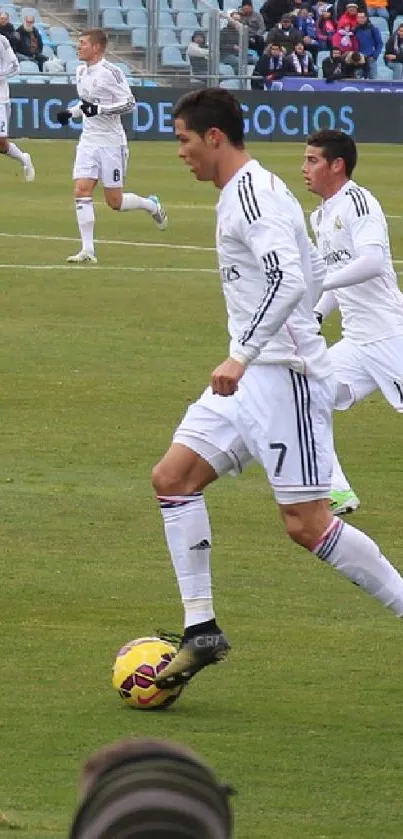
81, 28, 108, 50
306, 129, 357, 177
69, 737, 234, 839
172, 89, 245, 148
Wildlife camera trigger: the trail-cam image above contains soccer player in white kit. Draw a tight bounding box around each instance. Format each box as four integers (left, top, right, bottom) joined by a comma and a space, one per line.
0, 33, 35, 181
151, 89, 403, 690
303, 129, 403, 515
56, 29, 167, 265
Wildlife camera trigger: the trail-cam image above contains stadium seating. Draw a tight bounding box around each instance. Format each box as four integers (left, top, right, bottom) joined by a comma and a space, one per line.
158, 27, 180, 45
19, 59, 41, 73
102, 8, 131, 30
158, 10, 175, 26
127, 8, 148, 27
65, 59, 81, 75
219, 78, 241, 88
172, 0, 197, 11
372, 16, 389, 33
57, 44, 77, 62
49, 76, 70, 83
98, 0, 121, 8
179, 28, 196, 46
74, 0, 89, 10
176, 11, 199, 29
49, 26, 74, 46
394, 15, 403, 28
121, 0, 145, 10
219, 61, 235, 75
161, 44, 188, 66
42, 45, 56, 59
131, 27, 148, 48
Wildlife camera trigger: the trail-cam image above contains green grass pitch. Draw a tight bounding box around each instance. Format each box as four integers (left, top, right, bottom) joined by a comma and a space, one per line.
1, 140, 403, 839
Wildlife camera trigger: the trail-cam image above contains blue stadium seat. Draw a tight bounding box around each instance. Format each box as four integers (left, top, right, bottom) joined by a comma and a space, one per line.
179, 27, 196, 46
131, 27, 147, 47
372, 16, 389, 33
161, 44, 188, 66
42, 44, 55, 58
127, 8, 147, 26
49, 26, 74, 46
171, 0, 195, 11
158, 10, 175, 26
18, 59, 40, 73
219, 62, 235, 75
98, 0, 120, 7
74, 0, 89, 9
158, 27, 179, 45
102, 8, 131, 29
57, 44, 77, 62
66, 59, 81, 75
176, 10, 199, 28
25, 76, 47, 83
219, 78, 240, 88
49, 75, 69, 84
376, 63, 393, 79
121, 0, 144, 8
393, 15, 403, 28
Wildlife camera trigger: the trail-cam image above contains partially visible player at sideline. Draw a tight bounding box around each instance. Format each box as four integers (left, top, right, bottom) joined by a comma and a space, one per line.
56, 28, 167, 265
0, 33, 35, 181
150, 89, 403, 691
303, 129, 403, 515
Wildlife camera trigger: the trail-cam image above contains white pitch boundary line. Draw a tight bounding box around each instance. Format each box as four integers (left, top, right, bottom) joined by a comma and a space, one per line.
0, 231, 215, 253
0, 264, 216, 272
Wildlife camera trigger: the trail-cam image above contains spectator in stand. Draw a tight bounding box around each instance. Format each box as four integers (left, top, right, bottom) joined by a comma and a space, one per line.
342, 47, 369, 73
332, 22, 359, 51
322, 44, 346, 76
251, 41, 286, 86
354, 10, 382, 76
0, 11, 19, 50
293, 4, 320, 56
337, 1, 360, 27
260, 0, 294, 32
238, 0, 266, 54
266, 12, 302, 51
187, 30, 209, 82
333, 0, 367, 18
384, 22, 403, 78
316, 6, 337, 47
389, 0, 403, 33
220, 13, 242, 72
16, 14, 47, 71
366, 0, 389, 20
284, 37, 318, 70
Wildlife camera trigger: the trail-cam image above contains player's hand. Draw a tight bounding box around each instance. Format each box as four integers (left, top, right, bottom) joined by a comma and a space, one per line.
57, 110, 72, 126
211, 357, 246, 397
80, 100, 99, 118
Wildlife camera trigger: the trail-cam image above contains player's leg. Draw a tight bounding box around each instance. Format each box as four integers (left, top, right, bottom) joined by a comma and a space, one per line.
0, 104, 35, 181
101, 147, 168, 229
360, 335, 403, 414
329, 338, 377, 514
249, 369, 403, 617
152, 391, 252, 687
68, 145, 98, 263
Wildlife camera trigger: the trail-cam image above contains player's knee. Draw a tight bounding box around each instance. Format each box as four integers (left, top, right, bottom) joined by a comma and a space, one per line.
152, 461, 188, 496
74, 186, 92, 199
283, 513, 317, 551
0, 139, 8, 153
106, 194, 122, 211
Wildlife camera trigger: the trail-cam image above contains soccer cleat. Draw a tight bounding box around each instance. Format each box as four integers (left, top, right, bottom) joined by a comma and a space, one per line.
154, 628, 230, 689
66, 250, 97, 264
148, 194, 168, 230
22, 153, 35, 182
329, 489, 360, 515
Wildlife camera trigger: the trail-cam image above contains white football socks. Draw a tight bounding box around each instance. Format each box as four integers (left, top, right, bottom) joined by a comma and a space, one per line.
75, 197, 95, 254
157, 493, 215, 628
332, 449, 352, 493
7, 141, 26, 165
314, 518, 403, 615
119, 193, 156, 213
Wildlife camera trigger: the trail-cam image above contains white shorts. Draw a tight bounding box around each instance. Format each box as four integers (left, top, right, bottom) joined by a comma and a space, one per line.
174, 364, 335, 505
0, 102, 10, 138
330, 336, 403, 412
73, 144, 128, 187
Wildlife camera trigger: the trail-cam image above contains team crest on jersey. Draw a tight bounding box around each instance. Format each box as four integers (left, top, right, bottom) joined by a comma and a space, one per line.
334, 215, 343, 230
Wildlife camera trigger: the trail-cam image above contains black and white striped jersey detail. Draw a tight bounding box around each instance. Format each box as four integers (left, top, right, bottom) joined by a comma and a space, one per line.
289, 370, 319, 486
315, 518, 345, 562
346, 187, 369, 218
103, 60, 125, 84
239, 255, 282, 345
237, 171, 261, 225
262, 251, 283, 286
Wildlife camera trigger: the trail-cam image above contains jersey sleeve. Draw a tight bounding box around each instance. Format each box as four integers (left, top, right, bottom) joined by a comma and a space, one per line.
344, 187, 386, 249
97, 67, 135, 115
230, 184, 306, 365
0, 35, 18, 78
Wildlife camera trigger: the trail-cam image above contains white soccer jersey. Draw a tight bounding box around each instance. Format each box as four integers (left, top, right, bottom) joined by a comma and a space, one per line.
217, 159, 330, 379
0, 34, 18, 105
74, 58, 135, 148
311, 179, 403, 344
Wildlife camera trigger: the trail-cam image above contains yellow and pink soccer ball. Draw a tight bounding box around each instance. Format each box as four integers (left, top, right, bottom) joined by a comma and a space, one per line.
112, 636, 183, 710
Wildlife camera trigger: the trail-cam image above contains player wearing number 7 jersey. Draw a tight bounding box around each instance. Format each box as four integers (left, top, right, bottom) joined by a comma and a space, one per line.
150, 90, 403, 691
56, 28, 167, 264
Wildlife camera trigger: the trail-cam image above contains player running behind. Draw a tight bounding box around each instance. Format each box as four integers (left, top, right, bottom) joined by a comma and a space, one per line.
56, 28, 167, 265
0, 33, 35, 181
303, 129, 403, 515
151, 89, 403, 690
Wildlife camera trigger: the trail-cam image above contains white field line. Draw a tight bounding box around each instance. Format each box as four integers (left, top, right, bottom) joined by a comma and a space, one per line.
0, 231, 215, 252
0, 264, 216, 272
